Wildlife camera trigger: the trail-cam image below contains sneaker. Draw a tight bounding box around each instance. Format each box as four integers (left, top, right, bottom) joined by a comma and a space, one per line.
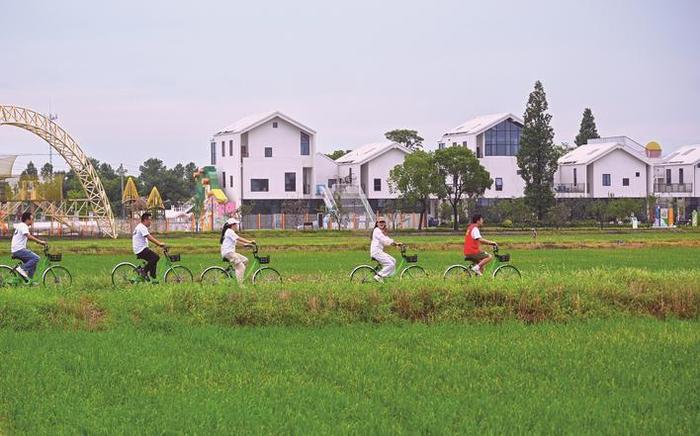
15, 266, 29, 280
471, 265, 483, 276
373, 274, 384, 283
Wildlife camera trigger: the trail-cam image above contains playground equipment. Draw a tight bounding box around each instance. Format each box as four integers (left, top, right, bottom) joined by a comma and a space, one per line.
0, 105, 116, 237
191, 166, 232, 231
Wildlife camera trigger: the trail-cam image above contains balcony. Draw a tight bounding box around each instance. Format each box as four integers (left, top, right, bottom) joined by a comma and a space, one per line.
654, 183, 693, 193
554, 183, 586, 194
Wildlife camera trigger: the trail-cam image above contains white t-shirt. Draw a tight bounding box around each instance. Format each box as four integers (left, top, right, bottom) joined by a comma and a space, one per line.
11, 223, 30, 253
370, 227, 394, 255
132, 223, 150, 254
220, 228, 239, 257
470, 226, 482, 240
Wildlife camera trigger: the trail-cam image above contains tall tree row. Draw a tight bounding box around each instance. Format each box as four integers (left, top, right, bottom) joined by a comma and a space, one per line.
575, 108, 600, 147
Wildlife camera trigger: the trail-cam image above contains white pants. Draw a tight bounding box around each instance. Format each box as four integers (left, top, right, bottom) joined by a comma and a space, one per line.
224, 252, 248, 283
371, 251, 396, 278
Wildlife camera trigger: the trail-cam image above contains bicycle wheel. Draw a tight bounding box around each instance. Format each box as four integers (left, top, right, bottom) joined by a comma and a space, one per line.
252, 267, 281, 285
493, 264, 521, 280
443, 264, 472, 281
42, 265, 72, 289
200, 266, 231, 285
164, 265, 193, 284
0, 265, 19, 288
111, 262, 140, 287
349, 265, 379, 284
400, 265, 427, 279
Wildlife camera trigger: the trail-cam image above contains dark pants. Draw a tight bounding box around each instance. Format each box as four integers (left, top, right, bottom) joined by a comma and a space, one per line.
136, 248, 159, 279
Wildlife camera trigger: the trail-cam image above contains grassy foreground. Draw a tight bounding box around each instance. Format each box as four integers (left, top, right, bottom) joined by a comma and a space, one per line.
1, 320, 698, 434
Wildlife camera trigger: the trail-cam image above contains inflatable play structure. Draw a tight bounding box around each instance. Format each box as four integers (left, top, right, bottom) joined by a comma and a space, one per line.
192, 166, 235, 231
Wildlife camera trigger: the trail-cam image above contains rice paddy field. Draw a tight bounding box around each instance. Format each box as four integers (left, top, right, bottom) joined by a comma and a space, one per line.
0, 228, 699, 434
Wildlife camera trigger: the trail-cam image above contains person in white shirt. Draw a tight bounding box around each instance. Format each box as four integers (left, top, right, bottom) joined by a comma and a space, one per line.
132, 212, 167, 282
370, 217, 403, 283
11, 212, 47, 281
220, 218, 255, 284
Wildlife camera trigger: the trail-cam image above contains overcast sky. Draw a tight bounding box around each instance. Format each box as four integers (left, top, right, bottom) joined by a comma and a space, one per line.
1, 0, 698, 175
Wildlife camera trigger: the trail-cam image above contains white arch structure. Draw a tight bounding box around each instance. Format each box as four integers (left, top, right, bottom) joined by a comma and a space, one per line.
0, 105, 117, 238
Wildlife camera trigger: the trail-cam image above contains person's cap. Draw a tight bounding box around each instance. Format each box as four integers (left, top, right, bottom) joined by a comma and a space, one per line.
226, 218, 240, 225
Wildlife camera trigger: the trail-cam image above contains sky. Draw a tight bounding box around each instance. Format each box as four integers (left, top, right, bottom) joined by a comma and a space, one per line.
1, 0, 699, 175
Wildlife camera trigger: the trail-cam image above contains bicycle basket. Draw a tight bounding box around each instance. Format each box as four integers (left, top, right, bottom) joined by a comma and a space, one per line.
168, 254, 181, 262
496, 254, 510, 262
48, 253, 62, 262
404, 254, 418, 263
258, 255, 270, 264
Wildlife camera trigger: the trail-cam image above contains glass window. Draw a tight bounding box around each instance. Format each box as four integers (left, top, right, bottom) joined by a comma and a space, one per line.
462, 141, 467, 147
476, 147, 482, 158
666, 169, 671, 184
484, 120, 521, 156
285, 172, 296, 192
374, 178, 381, 191
229, 140, 233, 156
251, 179, 269, 192
622, 178, 629, 186
328, 179, 337, 189
265, 147, 272, 158
222, 171, 226, 188
495, 178, 503, 191
300, 132, 310, 155
602, 174, 611, 186
221, 141, 225, 157
635, 172, 640, 177
210, 142, 216, 165
241, 145, 248, 158
438, 143, 445, 149
230, 175, 233, 188
679, 168, 684, 184
573, 168, 577, 185
273, 121, 278, 128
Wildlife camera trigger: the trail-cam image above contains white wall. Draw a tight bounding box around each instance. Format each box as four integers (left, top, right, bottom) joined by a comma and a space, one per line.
480, 156, 525, 198
213, 132, 242, 207
365, 148, 406, 199
590, 149, 647, 198
313, 153, 338, 191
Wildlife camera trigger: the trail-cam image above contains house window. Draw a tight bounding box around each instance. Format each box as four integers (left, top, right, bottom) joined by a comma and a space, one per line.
666, 169, 672, 184
516, 170, 522, 175
222, 171, 226, 188
679, 168, 684, 185
221, 141, 225, 157
250, 179, 269, 192
229, 140, 233, 156
230, 175, 233, 188
462, 141, 467, 147
210, 142, 216, 165
495, 178, 503, 191
300, 132, 310, 156
273, 121, 278, 128
476, 147, 482, 158
452, 142, 457, 147
241, 145, 248, 158
285, 172, 296, 192
438, 143, 445, 149
622, 178, 629, 187
328, 179, 337, 189
373, 178, 381, 191
635, 172, 640, 177
602, 174, 611, 186
573, 168, 577, 185
484, 120, 522, 156
265, 147, 272, 158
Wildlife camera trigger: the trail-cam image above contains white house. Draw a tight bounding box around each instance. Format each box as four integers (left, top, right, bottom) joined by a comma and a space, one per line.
210, 111, 317, 212
653, 144, 700, 199
439, 113, 526, 199
554, 136, 657, 198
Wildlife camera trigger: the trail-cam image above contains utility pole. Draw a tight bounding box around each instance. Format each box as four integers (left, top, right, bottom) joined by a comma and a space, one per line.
117, 163, 127, 218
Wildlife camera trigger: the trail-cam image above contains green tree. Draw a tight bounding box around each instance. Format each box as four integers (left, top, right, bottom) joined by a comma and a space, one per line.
326, 149, 350, 160
389, 150, 445, 230
20, 161, 38, 180
434, 146, 492, 230
575, 108, 600, 147
385, 129, 424, 149
517, 80, 558, 222
589, 200, 611, 228
545, 202, 572, 229
40, 163, 54, 181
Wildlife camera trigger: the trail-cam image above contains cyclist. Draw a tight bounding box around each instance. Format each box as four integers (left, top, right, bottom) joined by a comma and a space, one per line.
133, 212, 167, 283
220, 217, 255, 284
370, 217, 403, 283
11, 212, 47, 282
464, 214, 498, 276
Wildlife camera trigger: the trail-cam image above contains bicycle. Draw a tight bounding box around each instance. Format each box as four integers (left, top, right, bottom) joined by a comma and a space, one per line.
111, 246, 193, 286
0, 245, 72, 288
443, 246, 521, 280
199, 243, 281, 285
350, 245, 426, 284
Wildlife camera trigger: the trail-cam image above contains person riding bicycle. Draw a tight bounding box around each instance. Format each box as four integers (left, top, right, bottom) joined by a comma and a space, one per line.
370, 217, 403, 283
133, 212, 167, 283
464, 214, 498, 276
220, 217, 255, 284
11, 212, 47, 282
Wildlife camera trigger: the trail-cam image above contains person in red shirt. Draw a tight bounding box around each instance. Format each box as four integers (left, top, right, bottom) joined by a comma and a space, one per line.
464, 214, 498, 276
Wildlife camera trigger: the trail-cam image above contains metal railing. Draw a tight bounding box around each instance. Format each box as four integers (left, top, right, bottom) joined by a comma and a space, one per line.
654, 183, 693, 193
554, 183, 586, 193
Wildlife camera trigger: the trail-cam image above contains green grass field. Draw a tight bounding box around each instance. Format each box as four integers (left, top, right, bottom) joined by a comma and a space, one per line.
0, 229, 698, 434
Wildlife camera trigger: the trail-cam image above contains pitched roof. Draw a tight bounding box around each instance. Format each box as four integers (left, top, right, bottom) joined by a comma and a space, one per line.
443, 112, 524, 136
335, 141, 411, 165
558, 140, 649, 166
215, 111, 316, 136
660, 144, 700, 165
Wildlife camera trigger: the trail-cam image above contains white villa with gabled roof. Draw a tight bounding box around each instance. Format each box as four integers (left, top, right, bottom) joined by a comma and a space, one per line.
653, 144, 700, 198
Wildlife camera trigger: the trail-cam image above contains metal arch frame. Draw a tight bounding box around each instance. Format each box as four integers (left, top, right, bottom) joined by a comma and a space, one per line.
0, 105, 117, 238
